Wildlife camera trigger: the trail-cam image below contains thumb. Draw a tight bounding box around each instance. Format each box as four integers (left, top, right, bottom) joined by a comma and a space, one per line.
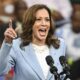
9, 19, 13, 28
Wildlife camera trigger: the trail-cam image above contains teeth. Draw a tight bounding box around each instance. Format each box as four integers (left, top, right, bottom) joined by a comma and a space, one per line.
39, 29, 46, 32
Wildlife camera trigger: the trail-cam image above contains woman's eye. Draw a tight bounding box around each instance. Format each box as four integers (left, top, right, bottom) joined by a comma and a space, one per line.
46, 18, 50, 21
35, 18, 50, 22
36, 18, 41, 21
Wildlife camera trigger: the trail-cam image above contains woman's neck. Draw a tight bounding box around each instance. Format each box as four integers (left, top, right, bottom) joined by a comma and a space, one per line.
32, 39, 46, 46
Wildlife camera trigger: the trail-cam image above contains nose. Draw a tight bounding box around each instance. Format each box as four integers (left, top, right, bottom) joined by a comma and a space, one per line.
41, 19, 46, 26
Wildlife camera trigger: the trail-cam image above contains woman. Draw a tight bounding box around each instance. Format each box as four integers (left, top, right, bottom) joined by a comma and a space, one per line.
0, 4, 66, 80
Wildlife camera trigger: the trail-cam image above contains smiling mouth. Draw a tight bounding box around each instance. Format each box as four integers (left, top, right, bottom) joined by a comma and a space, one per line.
39, 29, 46, 32
38, 28, 47, 36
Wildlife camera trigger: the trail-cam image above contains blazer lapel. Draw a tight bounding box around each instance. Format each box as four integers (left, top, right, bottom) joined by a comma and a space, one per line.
21, 43, 45, 80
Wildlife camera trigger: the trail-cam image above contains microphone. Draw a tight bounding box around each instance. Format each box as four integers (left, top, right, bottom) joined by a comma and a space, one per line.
46, 55, 54, 67
46, 55, 60, 80
59, 56, 71, 80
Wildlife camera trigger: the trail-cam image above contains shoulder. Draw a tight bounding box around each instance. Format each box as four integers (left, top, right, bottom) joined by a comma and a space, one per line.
58, 37, 66, 55
59, 37, 65, 45
51, 37, 66, 57
12, 38, 30, 51
59, 37, 66, 48
59, 38, 66, 50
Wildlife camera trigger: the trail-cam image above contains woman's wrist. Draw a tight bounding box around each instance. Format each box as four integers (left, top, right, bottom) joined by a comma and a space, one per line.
4, 40, 12, 47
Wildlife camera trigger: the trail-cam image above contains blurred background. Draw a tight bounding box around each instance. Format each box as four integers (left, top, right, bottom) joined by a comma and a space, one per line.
0, 0, 80, 80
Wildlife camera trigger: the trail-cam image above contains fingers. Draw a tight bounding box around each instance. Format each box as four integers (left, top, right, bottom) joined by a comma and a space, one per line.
4, 28, 17, 39
4, 18, 17, 43
9, 19, 13, 28
4, 28, 17, 43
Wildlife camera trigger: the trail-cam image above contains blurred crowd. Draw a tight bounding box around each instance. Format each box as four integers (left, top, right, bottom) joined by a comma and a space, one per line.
0, 0, 80, 80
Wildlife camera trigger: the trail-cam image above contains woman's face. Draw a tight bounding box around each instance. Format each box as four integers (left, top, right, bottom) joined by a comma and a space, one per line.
32, 9, 50, 45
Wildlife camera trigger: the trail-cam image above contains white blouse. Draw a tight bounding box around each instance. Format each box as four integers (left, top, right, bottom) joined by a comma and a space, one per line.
32, 43, 49, 79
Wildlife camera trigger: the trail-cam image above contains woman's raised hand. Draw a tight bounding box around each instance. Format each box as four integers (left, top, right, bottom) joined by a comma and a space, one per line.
4, 19, 17, 44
